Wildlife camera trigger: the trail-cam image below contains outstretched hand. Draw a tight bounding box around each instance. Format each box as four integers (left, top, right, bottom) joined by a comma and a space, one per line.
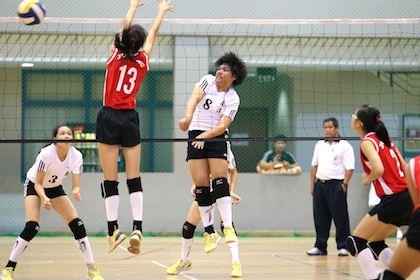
130, 0, 144, 8
158, 0, 174, 13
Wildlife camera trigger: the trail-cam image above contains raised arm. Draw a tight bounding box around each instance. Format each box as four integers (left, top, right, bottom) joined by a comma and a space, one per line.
110, 0, 144, 55
142, 0, 174, 57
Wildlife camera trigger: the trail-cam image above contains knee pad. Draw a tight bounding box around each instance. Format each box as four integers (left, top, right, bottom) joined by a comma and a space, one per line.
182, 221, 196, 239
127, 177, 142, 194
69, 218, 87, 240
212, 178, 230, 200
346, 235, 368, 257
101, 180, 119, 198
20, 221, 39, 241
367, 240, 388, 260
378, 270, 404, 280
195, 186, 213, 206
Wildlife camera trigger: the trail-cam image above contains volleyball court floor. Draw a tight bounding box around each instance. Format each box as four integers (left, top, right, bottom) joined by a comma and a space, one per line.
1, 235, 418, 280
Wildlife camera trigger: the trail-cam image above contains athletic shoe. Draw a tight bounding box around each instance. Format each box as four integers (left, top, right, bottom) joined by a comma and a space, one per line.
306, 247, 327, 256
223, 225, 237, 243
87, 266, 104, 280
231, 261, 242, 277
128, 230, 142, 255
1, 268, 13, 280
106, 229, 126, 253
203, 232, 221, 254
166, 259, 192, 275
338, 248, 349, 256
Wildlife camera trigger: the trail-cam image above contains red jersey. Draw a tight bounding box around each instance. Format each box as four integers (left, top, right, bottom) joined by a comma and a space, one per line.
103, 49, 150, 110
408, 155, 420, 212
360, 132, 407, 198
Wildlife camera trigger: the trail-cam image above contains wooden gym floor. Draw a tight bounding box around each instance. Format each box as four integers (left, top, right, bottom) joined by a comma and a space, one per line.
0, 235, 419, 280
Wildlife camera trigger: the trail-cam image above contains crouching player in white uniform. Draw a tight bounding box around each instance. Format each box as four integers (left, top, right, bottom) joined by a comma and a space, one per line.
0, 125, 103, 280
377, 155, 420, 279
166, 142, 242, 277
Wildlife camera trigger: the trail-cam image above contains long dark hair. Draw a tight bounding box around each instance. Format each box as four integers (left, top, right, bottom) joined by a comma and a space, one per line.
355, 104, 391, 147
215, 52, 247, 87
114, 24, 148, 62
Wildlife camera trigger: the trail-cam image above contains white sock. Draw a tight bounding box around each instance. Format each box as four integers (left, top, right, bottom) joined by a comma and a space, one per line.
228, 240, 240, 263
9, 236, 29, 262
76, 236, 94, 264
378, 247, 393, 267
181, 238, 193, 263
105, 195, 119, 221
216, 196, 233, 226
198, 204, 215, 228
129, 192, 143, 221
357, 248, 378, 279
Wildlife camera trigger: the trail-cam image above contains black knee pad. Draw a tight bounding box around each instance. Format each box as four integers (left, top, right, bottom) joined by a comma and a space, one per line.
195, 186, 213, 206
212, 178, 230, 200
101, 180, 119, 198
367, 240, 388, 260
20, 221, 40, 241
127, 177, 142, 194
182, 221, 196, 239
69, 218, 87, 240
346, 235, 368, 257
378, 270, 404, 280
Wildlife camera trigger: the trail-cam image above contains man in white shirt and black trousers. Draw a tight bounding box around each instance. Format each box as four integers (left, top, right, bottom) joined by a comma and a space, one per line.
307, 117, 355, 256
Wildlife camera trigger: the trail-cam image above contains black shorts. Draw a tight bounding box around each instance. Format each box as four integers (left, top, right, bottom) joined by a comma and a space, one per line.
24, 180, 66, 199
96, 107, 141, 147
405, 208, 420, 251
186, 130, 228, 161
369, 189, 413, 227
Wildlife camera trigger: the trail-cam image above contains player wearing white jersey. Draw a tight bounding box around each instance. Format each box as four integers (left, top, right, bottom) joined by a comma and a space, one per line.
166, 142, 242, 277
0, 125, 103, 280
179, 52, 247, 255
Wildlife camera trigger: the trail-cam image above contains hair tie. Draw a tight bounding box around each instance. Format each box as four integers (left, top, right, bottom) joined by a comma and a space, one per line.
376, 115, 382, 123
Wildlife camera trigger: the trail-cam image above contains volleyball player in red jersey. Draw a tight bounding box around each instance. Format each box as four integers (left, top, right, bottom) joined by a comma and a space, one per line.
348, 104, 413, 280
95, 0, 174, 255
377, 155, 420, 279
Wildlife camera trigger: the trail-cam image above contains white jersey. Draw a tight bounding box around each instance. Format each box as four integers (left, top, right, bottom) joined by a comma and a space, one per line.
189, 74, 240, 131
25, 144, 83, 188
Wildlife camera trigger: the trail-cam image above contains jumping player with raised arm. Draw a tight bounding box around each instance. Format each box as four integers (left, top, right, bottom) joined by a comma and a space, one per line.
96, 0, 173, 255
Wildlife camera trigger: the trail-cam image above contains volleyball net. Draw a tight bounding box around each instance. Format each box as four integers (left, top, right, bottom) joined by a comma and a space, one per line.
0, 15, 419, 234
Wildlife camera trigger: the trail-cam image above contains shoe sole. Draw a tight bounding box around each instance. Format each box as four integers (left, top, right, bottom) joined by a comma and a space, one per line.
166, 266, 191, 275
128, 237, 141, 254
205, 235, 221, 254
107, 234, 126, 253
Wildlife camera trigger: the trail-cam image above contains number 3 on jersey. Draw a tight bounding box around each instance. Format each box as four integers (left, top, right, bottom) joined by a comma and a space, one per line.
116, 65, 138, 94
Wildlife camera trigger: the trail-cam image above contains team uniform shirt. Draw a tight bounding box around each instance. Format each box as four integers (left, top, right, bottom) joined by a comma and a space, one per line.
25, 144, 83, 189
360, 132, 407, 198
103, 49, 150, 110
312, 139, 355, 180
261, 150, 297, 165
408, 156, 420, 212
189, 74, 240, 131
